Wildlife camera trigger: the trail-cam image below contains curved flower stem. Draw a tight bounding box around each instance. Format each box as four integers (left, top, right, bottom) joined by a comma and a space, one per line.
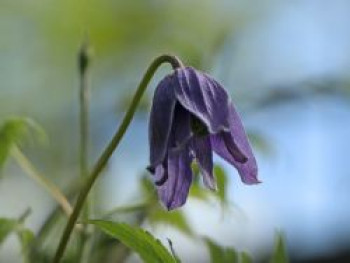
11, 146, 73, 217
53, 54, 183, 263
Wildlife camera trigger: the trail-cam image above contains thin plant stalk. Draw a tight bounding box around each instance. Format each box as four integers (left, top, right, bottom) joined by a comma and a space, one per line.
79, 41, 90, 220
78, 40, 92, 263
11, 146, 73, 216
53, 54, 183, 263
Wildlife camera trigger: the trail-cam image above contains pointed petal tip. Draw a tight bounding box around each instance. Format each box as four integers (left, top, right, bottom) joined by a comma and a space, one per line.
242, 176, 261, 185
162, 200, 184, 211
203, 177, 217, 191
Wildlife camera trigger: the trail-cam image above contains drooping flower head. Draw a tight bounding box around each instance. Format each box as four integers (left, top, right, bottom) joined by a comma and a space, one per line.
148, 67, 259, 210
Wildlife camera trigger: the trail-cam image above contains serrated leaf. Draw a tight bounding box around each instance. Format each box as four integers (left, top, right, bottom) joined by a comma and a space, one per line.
149, 209, 192, 236
270, 233, 289, 263
89, 220, 176, 263
0, 218, 18, 245
240, 251, 253, 263
0, 118, 47, 168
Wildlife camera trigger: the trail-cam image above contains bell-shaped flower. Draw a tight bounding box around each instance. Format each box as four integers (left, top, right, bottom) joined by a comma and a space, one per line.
148, 67, 259, 210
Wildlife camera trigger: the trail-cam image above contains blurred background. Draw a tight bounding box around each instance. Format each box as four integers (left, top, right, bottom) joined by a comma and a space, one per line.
1, 0, 350, 262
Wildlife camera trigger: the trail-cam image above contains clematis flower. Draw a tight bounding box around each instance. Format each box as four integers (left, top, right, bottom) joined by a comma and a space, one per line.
148, 67, 259, 210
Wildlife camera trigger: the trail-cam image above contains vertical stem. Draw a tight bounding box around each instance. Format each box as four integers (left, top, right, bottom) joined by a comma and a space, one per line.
79, 40, 91, 220
78, 40, 91, 262
53, 54, 183, 263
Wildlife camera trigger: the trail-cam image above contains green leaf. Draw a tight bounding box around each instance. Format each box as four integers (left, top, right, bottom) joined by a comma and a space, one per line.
205, 238, 225, 263
17, 228, 34, 250
214, 165, 227, 204
17, 228, 35, 263
0, 118, 46, 168
225, 248, 238, 263
0, 218, 18, 245
149, 209, 192, 236
240, 251, 253, 263
204, 238, 238, 263
89, 220, 176, 263
270, 233, 289, 263
189, 184, 211, 201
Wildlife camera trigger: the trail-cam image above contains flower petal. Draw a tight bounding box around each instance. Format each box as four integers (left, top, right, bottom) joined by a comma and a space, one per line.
191, 136, 216, 190
157, 147, 193, 210
168, 104, 193, 150
174, 67, 231, 134
210, 103, 259, 184
149, 75, 177, 170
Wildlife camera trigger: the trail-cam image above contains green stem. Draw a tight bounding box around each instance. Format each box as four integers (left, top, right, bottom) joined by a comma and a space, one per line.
78, 40, 91, 263
79, 40, 90, 220
53, 54, 183, 263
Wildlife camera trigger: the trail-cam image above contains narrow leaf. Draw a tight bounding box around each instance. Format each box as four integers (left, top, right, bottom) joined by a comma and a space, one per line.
0, 118, 46, 168
270, 233, 289, 263
204, 238, 225, 263
89, 220, 176, 263
225, 248, 238, 263
241, 251, 253, 263
214, 165, 227, 203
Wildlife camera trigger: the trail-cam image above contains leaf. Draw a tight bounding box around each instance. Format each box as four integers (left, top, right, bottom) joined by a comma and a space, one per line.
240, 251, 253, 263
0, 218, 18, 245
270, 233, 289, 263
225, 248, 238, 263
214, 165, 227, 204
89, 220, 176, 263
189, 184, 210, 201
0, 118, 47, 168
204, 238, 225, 263
204, 238, 238, 263
149, 209, 192, 236
17, 228, 35, 263
17, 228, 34, 250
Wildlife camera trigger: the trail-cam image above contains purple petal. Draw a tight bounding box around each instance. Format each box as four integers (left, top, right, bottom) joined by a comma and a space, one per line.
168, 104, 193, 150
157, 147, 193, 210
191, 136, 216, 190
174, 67, 231, 134
210, 103, 259, 184
149, 75, 177, 170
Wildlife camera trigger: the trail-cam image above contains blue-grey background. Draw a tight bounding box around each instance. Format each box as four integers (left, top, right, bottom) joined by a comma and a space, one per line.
1, 0, 350, 262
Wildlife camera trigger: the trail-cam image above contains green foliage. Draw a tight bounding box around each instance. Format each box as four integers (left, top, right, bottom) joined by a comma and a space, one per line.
205, 238, 255, 263
205, 238, 228, 263
214, 165, 228, 205
0, 118, 46, 168
89, 220, 177, 263
148, 209, 192, 236
0, 210, 34, 263
240, 251, 253, 263
270, 233, 289, 263
0, 218, 18, 245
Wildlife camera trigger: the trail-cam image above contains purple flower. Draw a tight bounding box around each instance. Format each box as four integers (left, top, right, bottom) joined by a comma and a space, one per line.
148, 67, 259, 210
